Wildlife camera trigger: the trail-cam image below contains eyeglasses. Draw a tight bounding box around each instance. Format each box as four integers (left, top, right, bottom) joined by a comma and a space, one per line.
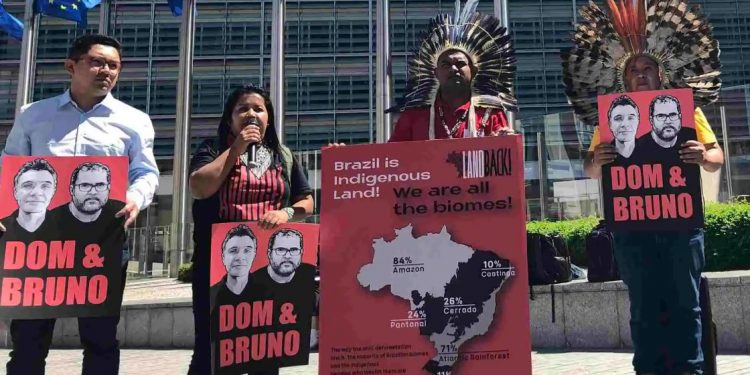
79, 56, 121, 72
654, 113, 680, 122
76, 183, 109, 193
272, 247, 302, 256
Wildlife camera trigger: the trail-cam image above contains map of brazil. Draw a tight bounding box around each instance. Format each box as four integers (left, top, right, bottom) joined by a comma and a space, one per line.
357, 225, 515, 374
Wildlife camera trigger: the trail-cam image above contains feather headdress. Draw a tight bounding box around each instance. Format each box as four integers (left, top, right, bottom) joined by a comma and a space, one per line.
397, 0, 517, 113
561, 0, 721, 126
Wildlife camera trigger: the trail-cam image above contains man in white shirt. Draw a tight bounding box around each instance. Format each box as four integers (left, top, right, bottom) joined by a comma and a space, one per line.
1, 34, 159, 375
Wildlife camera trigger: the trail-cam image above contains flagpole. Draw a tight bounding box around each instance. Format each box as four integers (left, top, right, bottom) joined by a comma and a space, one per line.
15, 0, 39, 112
494, 0, 515, 130
169, 0, 196, 277
270, 0, 285, 142
98, 0, 110, 35
375, 0, 392, 143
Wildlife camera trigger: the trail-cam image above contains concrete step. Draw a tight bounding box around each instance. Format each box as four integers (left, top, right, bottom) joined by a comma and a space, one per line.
0, 271, 748, 352
530, 270, 750, 352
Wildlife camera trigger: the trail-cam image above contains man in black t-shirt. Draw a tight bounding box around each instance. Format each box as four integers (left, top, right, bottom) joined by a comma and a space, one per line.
211, 224, 259, 302
53, 162, 126, 225
635, 94, 694, 162
256, 228, 313, 285
210, 224, 277, 375
252, 229, 315, 367
632, 95, 702, 227
0, 160, 60, 315
51, 161, 127, 262
50, 162, 126, 310
2, 159, 58, 234
607, 95, 639, 159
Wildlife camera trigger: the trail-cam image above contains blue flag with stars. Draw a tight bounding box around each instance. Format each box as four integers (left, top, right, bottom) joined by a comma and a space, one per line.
35, 0, 101, 26
0, 0, 23, 40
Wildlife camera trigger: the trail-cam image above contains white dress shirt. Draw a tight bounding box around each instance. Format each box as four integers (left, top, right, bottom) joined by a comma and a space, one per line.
1, 90, 159, 210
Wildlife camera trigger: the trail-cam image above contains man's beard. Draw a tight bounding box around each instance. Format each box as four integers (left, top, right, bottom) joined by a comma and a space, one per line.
272, 261, 298, 277
656, 125, 679, 141
441, 79, 471, 97
75, 198, 104, 214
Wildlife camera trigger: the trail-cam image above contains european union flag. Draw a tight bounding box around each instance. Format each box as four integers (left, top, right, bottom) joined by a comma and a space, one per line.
81, 0, 101, 8
0, 0, 23, 40
167, 0, 182, 17
35, 0, 100, 26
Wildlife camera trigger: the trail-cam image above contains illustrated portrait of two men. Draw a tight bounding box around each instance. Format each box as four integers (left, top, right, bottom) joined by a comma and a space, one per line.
0, 156, 128, 318
597, 89, 704, 231
1, 158, 126, 236
604, 92, 694, 161
209, 222, 318, 373
210, 224, 316, 301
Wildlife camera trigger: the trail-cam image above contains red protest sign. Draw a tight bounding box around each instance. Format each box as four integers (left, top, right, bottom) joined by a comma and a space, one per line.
596, 88, 703, 231
320, 136, 531, 375
0, 156, 128, 318
209, 222, 318, 374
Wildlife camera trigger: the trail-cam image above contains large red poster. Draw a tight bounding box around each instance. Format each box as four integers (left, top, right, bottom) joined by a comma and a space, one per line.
597, 88, 703, 231
209, 222, 318, 374
320, 136, 531, 375
0, 156, 128, 318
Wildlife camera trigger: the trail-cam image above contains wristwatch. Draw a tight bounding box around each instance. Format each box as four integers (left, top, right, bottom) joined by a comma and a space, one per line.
282, 207, 295, 220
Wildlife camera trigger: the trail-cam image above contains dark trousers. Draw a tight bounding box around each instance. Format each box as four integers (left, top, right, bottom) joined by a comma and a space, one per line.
614, 230, 705, 375
6, 266, 128, 375
188, 259, 279, 375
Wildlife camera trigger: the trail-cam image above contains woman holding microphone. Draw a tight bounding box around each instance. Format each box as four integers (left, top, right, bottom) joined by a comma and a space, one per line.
187, 84, 314, 375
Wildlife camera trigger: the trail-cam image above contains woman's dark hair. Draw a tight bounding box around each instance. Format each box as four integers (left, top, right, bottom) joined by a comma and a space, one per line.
217, 84, 282, 157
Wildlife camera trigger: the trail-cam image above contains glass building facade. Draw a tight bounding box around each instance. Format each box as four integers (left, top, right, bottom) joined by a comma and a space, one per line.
1, 0, 750, 165
1, 0, 750, 273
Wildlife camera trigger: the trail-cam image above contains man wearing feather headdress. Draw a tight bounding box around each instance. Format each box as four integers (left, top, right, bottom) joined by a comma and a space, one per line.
388, 0, 516, 142
562, 1, 724, 374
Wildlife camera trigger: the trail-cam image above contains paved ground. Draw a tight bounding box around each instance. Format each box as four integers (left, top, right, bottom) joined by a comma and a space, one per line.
109, 278, 750, 374
2, 350, 748, 374
121, 277, 191, 303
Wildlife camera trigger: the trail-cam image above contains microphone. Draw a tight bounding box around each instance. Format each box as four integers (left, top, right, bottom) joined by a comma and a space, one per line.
245, 118, 260, 168
247, 144, 258, 168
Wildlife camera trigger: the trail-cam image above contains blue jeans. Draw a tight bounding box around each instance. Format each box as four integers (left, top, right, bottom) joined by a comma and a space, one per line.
614, 229, 705, 375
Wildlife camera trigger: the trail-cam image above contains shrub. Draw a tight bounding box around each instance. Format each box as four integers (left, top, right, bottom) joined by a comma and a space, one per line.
178, 262, 193, 283
704, 202, 750, 271
526, 202, 750, 271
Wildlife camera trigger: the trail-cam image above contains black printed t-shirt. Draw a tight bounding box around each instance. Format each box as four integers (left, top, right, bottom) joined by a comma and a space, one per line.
603, 128, 703, 231
251, 263, 316, 367
50, 201, 126, 272
252, 263, 316, 318
633, 128, 697, 165
0, 209, 58, 241
0, 210, 59, 316
189, 139, 313, 265
50, 200, 126, 247
210, 274, 275, 374
0, 210, 59, 263
0, 209, 59, 267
